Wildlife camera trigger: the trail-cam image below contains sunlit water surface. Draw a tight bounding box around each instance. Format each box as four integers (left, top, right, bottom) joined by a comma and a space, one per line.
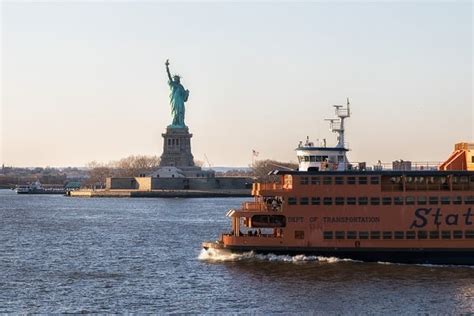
0, 190, 472, 313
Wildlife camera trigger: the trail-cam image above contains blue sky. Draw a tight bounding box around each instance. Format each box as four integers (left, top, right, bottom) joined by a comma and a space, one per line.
1, 1, 472, 167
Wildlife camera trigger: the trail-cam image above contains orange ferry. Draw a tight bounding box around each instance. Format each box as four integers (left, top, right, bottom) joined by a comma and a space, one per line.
203, 100, 474, 265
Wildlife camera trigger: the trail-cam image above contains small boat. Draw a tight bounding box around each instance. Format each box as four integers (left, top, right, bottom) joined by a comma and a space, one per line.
15, 181, 66, 195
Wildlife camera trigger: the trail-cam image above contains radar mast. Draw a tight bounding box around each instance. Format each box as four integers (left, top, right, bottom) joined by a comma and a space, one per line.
325, 98, 351, 149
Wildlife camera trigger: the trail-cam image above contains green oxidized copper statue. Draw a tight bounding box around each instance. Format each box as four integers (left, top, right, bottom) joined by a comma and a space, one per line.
165, 59, 189, 128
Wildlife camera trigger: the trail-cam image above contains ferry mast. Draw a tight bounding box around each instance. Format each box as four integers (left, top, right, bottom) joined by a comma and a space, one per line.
326, 98, 351, 149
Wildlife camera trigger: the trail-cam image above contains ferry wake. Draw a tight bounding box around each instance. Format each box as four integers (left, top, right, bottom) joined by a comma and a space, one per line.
202, 100, 474, 265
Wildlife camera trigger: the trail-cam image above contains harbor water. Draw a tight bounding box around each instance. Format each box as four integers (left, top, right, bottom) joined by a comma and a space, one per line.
0, 190, 472, 313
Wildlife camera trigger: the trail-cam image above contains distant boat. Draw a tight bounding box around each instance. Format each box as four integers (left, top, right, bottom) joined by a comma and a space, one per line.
15, 181, 66, 195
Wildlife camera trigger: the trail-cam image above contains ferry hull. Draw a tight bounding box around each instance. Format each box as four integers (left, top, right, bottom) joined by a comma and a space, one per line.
203, 243, 474, 265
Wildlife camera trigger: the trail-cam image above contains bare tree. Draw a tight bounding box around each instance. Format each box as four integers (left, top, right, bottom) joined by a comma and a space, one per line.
84, 161, 114, 188
252, 159, 298, 181
85, 155, 161, 186
114, 155, 160, 176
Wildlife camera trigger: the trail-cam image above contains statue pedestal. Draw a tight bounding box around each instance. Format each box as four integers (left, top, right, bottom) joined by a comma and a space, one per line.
160, 126, 195, 168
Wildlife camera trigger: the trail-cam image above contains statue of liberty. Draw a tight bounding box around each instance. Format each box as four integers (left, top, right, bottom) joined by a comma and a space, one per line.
165, 59, 189, 128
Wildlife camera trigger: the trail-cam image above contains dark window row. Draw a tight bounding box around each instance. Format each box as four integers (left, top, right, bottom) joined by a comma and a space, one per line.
288, 196, 474, 206
323, 230, 474, 240
300, 176, 380, 185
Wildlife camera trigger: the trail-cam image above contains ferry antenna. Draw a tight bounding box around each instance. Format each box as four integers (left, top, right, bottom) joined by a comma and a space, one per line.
325, 98, 351, 148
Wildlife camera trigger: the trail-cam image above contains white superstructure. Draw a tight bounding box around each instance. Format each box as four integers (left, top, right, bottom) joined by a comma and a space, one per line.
297, 99, 351, 172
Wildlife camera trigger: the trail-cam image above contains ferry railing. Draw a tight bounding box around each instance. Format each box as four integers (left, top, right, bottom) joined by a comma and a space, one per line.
253, 183, 284, 191
223, 232, 283, 238
242, 202, 268, 212
241, 201, 283, 212
345, 161, 442, 171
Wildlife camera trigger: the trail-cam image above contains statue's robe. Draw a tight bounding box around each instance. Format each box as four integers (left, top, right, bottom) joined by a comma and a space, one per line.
168, 80, 188, 127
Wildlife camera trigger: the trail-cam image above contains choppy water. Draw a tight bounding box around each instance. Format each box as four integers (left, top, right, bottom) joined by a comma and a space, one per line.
0, 189, 472, 313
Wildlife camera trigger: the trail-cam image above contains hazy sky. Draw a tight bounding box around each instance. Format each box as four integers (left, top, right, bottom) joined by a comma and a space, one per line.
1, 1, 472, 167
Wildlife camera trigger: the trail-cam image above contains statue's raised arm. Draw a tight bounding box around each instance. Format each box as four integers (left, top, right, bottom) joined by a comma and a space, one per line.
165, 59, 172, 82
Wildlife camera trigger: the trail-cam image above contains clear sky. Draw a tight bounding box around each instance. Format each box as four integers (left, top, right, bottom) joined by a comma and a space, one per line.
1, 1, 472, 167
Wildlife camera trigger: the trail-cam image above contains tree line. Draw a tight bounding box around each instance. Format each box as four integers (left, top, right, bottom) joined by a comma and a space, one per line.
85, 155, 160, 187
86, 156, 298, 187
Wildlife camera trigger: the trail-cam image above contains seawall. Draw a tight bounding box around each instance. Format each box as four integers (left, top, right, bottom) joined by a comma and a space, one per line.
68, 189, 251, 198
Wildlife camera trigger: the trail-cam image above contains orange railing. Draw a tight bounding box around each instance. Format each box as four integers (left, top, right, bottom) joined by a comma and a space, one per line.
242, 201, 268, 212
252, 183, 284, 191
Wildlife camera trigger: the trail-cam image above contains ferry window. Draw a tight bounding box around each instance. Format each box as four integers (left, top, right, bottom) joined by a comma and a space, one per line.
358, 231, 369, 239
429, 231, 439, 239
252, 215, 286, 228
288, 197, 297, 205
370, 197, 380, 205
440, 196, 451, 205
472, 157, 474, 163
441, 231, 451, 239
465, 230, 474, 239
382, 197, 392, 205
268, 215, 286, 227
295, 231, 305, 239
464, 196, 474, 204
417, 231, 428, 239
460, 176, 469, 183
394, 231, 404, 239
335, 177, 344, 185
417, 196, 427, 205
310, 156, 317, 162
453, 230, 463, 239
358, 197, 368, 205
298, 156, 303, 163
383, 231, 393, 239
370, 177, 380, 185
168, 139, 171, 146
323, 197, 333, 205
304, 156, 310, 162
347, 231, 357, 239
300, 177, 309, 185
323, 231, 333, 240
311, 177, 320, 185
394, 197, 404, 205
337, 155, 345, 162
347, 177, 356, 185
390, 176, 402, 184
300, 197, 309, 205
347, 197, 357, 205
405, 196, 415, 205
311, 197, 320, 205
429, 196, 439, 205
358, 177, 368, 185
406, 231, 416, 239
335, 197, 345, 205
335, 231, 345, 240
323, 177, 332, 185
370, 231, 381, 239
453, 196, 463, 205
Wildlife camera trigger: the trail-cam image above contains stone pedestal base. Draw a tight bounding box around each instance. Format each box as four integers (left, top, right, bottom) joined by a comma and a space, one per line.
159, 126, 195, 168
